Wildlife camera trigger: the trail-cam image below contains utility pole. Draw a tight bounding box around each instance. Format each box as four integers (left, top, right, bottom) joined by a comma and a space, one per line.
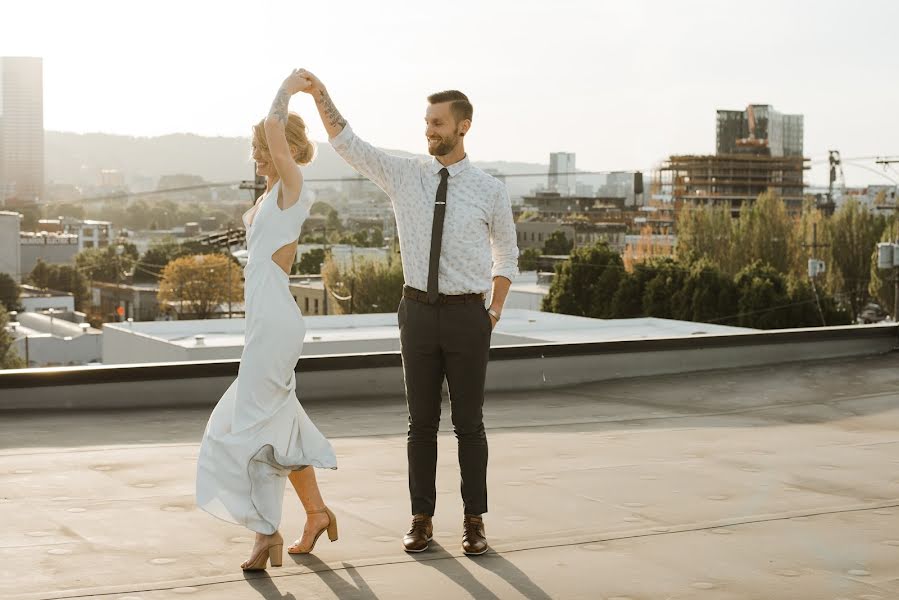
822, 150, 844, 217
239, 174, 266, 204
802, 222, 829, 326
875, 158, 899, 320
876, 242, 899, 322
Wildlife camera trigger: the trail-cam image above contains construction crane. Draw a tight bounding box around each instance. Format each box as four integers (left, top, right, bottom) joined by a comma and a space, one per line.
813, 150, 845, 216
736, 104, 768, 150
828, 150, 846, 205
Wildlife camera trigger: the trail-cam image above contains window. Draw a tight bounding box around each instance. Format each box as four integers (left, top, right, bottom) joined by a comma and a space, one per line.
305, 298, 310, 312
314, 298, 319, 314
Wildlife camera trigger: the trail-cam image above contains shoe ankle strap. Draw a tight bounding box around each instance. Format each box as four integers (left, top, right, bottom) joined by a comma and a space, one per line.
306, 507, 329, 515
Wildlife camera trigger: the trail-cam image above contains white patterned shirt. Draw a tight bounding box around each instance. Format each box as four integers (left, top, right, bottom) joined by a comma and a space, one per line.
330, 124, 519, 295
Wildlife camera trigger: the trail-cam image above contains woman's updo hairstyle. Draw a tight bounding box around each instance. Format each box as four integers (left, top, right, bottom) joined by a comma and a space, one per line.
253, 111, 316, 165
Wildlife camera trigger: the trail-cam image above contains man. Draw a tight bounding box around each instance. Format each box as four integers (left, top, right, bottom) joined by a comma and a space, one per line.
297, 70, 519, 556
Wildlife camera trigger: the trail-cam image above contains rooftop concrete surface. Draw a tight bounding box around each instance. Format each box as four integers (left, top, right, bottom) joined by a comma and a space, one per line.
1, 353, 898, 599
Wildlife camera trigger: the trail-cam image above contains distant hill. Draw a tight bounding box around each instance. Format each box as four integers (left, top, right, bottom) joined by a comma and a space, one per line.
45, 131, 562, 198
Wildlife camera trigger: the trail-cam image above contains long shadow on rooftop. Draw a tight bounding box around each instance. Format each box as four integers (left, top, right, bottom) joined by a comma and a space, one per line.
475, 551, 554, 600
243, 571, 298, 600
408, 541, 502, 599
288, 555, 379, 600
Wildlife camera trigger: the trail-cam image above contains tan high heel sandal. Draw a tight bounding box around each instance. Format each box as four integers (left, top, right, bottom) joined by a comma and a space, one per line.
287, 507, 338, 554
241, 531, 283, 571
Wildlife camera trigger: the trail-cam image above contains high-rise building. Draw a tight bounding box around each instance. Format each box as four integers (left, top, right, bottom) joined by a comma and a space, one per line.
0, 57, 44, 204
0, 210, 22, 281
716, 104, 803, 157
657, 103, 808, 215
549, 152, 576, 196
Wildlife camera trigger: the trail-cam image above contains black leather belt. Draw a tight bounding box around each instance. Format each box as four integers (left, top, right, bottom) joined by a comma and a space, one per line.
403, 285, 485, 305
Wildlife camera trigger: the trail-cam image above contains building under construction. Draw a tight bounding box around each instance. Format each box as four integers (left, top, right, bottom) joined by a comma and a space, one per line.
655, 104, 810, 215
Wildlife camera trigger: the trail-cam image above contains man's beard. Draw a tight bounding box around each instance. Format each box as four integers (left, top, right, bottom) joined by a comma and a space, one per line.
427, 134, 459, 157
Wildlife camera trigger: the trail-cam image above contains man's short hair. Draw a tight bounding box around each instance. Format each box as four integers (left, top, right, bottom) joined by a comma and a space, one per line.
427, 90, 473, 124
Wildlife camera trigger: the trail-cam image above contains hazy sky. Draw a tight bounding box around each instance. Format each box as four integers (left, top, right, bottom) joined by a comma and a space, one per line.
3, 0, 898, 186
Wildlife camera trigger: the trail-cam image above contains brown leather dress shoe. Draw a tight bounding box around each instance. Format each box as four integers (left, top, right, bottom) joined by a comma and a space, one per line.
462, 514, 488, 556
403, 513, 433, 552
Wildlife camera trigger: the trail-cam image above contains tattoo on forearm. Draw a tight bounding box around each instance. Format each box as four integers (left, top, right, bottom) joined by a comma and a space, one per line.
318, 89, 347, 130
268, 85, 290, 125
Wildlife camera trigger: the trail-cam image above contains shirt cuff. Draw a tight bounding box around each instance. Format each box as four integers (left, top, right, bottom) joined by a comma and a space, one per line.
328, 123, 354, 148
492, 264, 519, 282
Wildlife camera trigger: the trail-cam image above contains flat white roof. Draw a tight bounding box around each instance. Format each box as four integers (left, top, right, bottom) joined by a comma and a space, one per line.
103, 309, 752, 351
510, 271, 550, 296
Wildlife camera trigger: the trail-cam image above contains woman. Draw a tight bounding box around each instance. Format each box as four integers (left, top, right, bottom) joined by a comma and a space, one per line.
195, 69, 338, 571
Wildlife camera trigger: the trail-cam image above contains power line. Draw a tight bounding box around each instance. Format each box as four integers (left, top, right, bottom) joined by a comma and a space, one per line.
705, 299, 820, 324
839, 160, 899, 185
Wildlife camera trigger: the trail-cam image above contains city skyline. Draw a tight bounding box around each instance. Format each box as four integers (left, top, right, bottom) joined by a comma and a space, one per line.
2, 0, 898, 187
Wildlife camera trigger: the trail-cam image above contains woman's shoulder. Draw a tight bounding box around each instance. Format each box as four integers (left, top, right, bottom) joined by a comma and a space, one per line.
276, 176, 312, 213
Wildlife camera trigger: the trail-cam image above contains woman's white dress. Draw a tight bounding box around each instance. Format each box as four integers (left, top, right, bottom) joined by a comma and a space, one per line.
195, 178, 337, 535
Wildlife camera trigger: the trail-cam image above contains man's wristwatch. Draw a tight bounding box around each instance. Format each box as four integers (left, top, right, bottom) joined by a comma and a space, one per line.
487, 308, 501, 322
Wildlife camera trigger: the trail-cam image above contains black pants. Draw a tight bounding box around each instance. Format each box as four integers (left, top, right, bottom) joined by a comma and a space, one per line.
398, 295, 492, 517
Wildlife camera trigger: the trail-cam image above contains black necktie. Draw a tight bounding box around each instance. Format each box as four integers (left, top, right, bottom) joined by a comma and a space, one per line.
427, 168, 450, 304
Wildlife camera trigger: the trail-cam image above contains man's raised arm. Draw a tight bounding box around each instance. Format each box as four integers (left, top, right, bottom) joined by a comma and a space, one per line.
296, 69, 411, 197
297, 70, 347, 139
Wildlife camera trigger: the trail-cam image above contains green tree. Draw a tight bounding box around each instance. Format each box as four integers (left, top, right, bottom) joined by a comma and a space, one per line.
50, 265, 91, 312
869, 220, 899, 318
609, 262, 657, 318
518, 248, 541, 271
676, 203, 738, 275
157, 254, 244, 319
310, 201, 333, 216
296, 248, 327, 275
75, 243, 139, 283
370, 228, 384, 247
27, 259, 53, 289
16, 205, 41, 232
134, 238, 184, 283
0, 304, 26, 369
123, 199, 151, 230
322, 257, 404, 314
543, 230, 573, 255
735, 192, 800, 276
796, 198, 832, 289
672, 258, 738, 324
828, 199, 888, 320
352, 230, 370, 247
677, 193, 805, 279
641, 257, 686, 319
27, 261, 95, 312
787, 275, 851, 327
542, 241, 622, 317
326, 208, 342, 232
0, 272, 21, 312
733, 261, 793, 329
